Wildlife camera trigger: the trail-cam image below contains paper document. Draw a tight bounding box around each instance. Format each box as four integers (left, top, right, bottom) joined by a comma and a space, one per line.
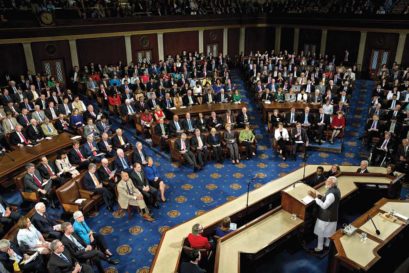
21, 252, 38, 264
230, 223, 237, 230
75, 198, 86, 204
302, 195, 314, 204
71, 135, 82, 140
95, 153, 105, 157
295, 141, 304, 144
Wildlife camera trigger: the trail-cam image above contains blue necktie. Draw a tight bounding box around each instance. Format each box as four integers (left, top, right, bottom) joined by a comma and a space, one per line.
121, 157, 129, 169
60, 254, 70, 263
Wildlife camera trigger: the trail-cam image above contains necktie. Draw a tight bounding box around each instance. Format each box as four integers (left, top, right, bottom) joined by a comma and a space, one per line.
371, 121, 377, 129
65, 105, 70, 114
89, 143, 97, 156
119, 136, 125, 146
121, 157, 129, 169
128, 105, 134, 115
381, 140, 388, 150
60, 254, 70, 264
76, 149, 84, 160
304, 114, 308, 124
24, 115, 28, 124
18, 132, 28, 144
160, 124, 165, 135
32, 174, 42, 188
126, 181, 133, 194
392, 100, 396, 108
0, 203, 5, 215
91, 173, 100, 186
105, 167, 111, 175
181, 140, 186, 150
320, 114, 324, 123
47, 124, 52, 133
70, 235, 85, 250
51, 108, 57, 119
188, 120, 192, 130
46, 164, 54, 176
9, 119, 14, 130
175, 122, 180, 131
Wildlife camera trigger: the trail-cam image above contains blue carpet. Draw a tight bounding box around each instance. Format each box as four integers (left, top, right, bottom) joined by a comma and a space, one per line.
2, 74, 394, 273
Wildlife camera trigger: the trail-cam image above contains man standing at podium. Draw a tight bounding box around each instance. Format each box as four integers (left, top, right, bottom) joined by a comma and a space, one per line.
308, 176, 340, 253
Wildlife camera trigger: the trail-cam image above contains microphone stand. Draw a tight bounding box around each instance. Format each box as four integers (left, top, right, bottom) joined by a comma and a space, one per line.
302, 143, 308, 181
245, 175, 257, 218
367, 215, 381, 235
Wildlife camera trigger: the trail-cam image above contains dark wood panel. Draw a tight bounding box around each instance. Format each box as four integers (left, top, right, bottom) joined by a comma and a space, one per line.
245, 27, 275, 55
131, 34, 159, 62
76, 36, 126, 67
0, 44, 26, 84
228, 28, 240, 57
31, 40, 72, 79
204, 29, 223, 56
299, 28, 322, 54
163, 31, 198, 57
326, 30, 360, 65
280, 27, 294, 52
401, 34, 409, 68
362, 32, 399, 72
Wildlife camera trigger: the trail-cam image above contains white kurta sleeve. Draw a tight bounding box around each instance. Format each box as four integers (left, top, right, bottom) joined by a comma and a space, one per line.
315, 193, 335, 210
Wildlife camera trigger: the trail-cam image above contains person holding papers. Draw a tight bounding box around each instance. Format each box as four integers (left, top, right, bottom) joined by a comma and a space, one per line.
23, 163, 56, 208
291, 122, 309, 160
112, 128, 130, 150
41, 118, 59, 137
0, 239, 46, 273
308, 176, 340, 253
115, 149, 133, 173
82, 135, 103, 163
38, 156, 64, 187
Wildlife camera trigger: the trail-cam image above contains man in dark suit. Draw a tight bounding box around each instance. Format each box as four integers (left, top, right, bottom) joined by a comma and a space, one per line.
31, 202, 62, 239
26, 119, 44, 143
290, 122, 309, 160
195, 112, 208, 132
96, 116, 112, 135
55, 114, 76, 135
160, 93, 175, 119
175, 133, 200, 171
120, 99, 137, 116
396, 138, 409, 172
83, 163, 115, 211
45, 102, 60, 120
356, 160, 369, 173
260, 89, 273, 102
19, 98, 34, 112
9, 124, 31, 146
135, 96, 147, 113
314, 107, 331, 144
97, 133, 115, 158
17, 108, 31, 128
68, 141, 90, 170
236, 107, 249, 128
133, 142, 148, 166
182, 90, 197, 106
154, 119, 169, 150
60, 222, 118, 273
35, 94, 48, 110
97, 158, 117, 187
305, 166, 326, 187
82, 135, 102, 163
182, 113, 196, 134
47, 239, 94, 273
24, 163, 55, 207
206, 111, 223, 130
58, 98, 73, 116
190, 128, 209, 167
169, 115, 184, 137
38, 156, 64, 188
0, 239, 46, 273
364, 114, 383, 146
0, 195, 20, 237
387, 105, 404, 122
215, 89, 230, 103
370, 132, 394, 166
111, 128, 130, 150
114, 148, 132, 173
203, 89, 215, 104
83, 105, 100, 123
284, 107, 298, 127
130, 163, 159, 208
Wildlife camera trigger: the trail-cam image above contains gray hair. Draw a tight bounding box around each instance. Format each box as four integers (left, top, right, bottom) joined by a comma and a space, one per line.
34, 202, 45, 211
328, 176, 338, 186
73, 210, 83, 220
0, 239, 10, 251
50, 239, 61, 252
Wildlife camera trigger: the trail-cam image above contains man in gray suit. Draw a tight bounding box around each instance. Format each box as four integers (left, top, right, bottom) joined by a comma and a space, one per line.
32, 105, 46, 124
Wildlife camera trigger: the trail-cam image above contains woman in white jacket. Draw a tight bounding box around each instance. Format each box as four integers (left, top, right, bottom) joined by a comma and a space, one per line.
274, 122, 290, 161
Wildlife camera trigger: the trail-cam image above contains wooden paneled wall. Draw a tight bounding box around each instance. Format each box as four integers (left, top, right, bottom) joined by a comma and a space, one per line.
163, 31, 198, 57
76, 37, 127, 67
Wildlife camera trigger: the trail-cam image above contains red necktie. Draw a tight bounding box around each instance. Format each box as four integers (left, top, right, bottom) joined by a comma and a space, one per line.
89, 143, 97, 156
46, 164, 54, 176
76, 149, 85, 160
105, 167, 112, 175
32, 174, 42, 188
18, 132, 28, 144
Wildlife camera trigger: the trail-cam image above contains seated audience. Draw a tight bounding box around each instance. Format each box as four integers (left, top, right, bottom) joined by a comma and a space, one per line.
224, 124, 239, 164
239, 125, 256, 159
55, 152, 80, 178
144, 157, 167, 203
329, 111, 346, 144
214, 217, 234, 237
357, 160, 369, 173
31, 202, 62, 239
176, 133, 200, 171
16, 217, 51, 254
83, 163, 115, 211
116, 172, 154, 222
274, 122, 290, 161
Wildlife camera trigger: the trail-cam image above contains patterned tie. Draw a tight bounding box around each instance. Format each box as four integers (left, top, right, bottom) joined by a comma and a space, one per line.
32, 174, 42, 188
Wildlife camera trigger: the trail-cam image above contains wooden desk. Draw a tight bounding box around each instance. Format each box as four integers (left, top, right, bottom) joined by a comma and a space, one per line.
261, 102, 321, 121
216, 209, 303, 273
170, 102, 246, 117
331, 198, 409, 272
149, 165, 394, 273
0, 133, 75, 187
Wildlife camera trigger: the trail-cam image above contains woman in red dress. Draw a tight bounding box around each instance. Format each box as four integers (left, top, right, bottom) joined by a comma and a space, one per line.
108, 92, 121, 107
141, 109, 154, 139
154, 105, 165, 123
330, 111, 346, 144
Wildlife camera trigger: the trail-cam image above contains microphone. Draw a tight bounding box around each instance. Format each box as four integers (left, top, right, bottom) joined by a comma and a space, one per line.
251, 174, 258, 181
367, 215, 381, 235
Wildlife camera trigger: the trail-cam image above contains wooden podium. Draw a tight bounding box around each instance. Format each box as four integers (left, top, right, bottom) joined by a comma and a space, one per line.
281, 183, 316, 220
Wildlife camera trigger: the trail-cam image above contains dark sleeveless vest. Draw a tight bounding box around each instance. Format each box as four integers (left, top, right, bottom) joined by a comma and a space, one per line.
317, 186, 340, 222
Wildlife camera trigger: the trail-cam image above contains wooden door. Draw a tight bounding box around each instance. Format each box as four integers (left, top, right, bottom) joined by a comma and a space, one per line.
42, 59, 66, 84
